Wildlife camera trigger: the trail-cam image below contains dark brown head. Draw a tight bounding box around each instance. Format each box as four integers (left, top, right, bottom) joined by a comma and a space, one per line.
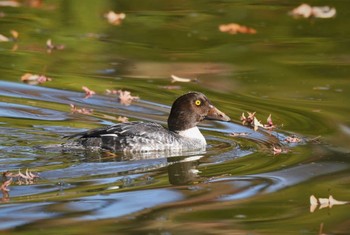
167, 92, 230, 132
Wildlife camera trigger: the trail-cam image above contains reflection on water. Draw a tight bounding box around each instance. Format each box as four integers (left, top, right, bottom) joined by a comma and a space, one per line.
0, 0, 350, 234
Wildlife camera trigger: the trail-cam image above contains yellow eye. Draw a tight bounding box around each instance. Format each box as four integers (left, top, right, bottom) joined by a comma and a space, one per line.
195, 100, 201, 106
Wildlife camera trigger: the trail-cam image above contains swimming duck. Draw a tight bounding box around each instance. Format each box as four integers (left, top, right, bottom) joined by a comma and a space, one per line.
66, 92, 230, 153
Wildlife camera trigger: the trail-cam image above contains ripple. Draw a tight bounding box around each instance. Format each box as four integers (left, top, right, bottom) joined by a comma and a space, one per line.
0, 102, 67, 120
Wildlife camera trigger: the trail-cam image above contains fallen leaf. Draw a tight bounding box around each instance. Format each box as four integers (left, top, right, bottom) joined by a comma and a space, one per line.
171, 74, 197, 83
105, 89, 117, 95
106, 89, 139, 106
290, 4, 336, 19
310, 195, 318, 206
253, 117, 263, 131
0, 34, 10, 42
118, 90, 139, 106
70, 104, 93, 115
21, 73, 52, 85
240, 112, 247, 125
117, 116, 129, 123
0, 30, 18, 42
309, 195, 318, 212
309, 195, 349, 212
312, 6, 336, 18
228, 132, 250, 137
1, 168, 39, 197
0, 1, 20, 7
104, 11, 126, 25
159, 85, 182, 90
284, 136, 302, 143
25, 0, 43, 8
291, 3, 313, 18
219, 23, 257, 34
82, 86, 96, 98
328, 195, 348, 207
240, 112, 256, 126
263, 114, 276, 130
10, 30, 18, 40
0, 178, 12, 192
272, 146, 288, 155
46, 38, 65, 53
241, 112, 279, 131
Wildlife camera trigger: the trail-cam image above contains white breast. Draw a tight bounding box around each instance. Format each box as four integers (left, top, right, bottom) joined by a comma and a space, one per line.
178, 127, 206, 145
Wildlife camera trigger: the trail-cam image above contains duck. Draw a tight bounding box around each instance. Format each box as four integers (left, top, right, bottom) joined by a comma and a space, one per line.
66, 92, 231, 154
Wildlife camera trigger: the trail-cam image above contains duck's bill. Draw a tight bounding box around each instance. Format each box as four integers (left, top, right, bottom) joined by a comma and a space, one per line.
205, 105, 231, 122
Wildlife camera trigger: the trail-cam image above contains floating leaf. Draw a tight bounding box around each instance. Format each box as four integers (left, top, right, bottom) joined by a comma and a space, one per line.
228, 132, 250, 137
46, 39, 65, 53
159, 85, 182, 90
171, 74, 197, 83
0, 34, 10, 42
82, 86, 96, 98
70, 104, 93, 115
219, 23, 257, 35
0, 30, 18, 42
104, 11, 126, 25
0, 1, 20, 7
309, 195, 349, 212
106, 89, 139, 106
118, 90, 139, 106
1, 178, 12, 192
10, 30, 18, 40
310, 195, 318, 205
284, 136, 302, 143
290, 4, 336, 19
21, 73, 52, 85
240, 112, 278, 131
272, 146, 288, 155
117, 116, 129, 123
253, 117, 264, 131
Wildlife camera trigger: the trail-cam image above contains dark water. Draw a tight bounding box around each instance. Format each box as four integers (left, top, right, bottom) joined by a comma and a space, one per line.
0, 1, 350, 234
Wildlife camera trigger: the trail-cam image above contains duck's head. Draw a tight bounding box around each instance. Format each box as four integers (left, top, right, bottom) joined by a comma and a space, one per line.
167, 92, 231, 132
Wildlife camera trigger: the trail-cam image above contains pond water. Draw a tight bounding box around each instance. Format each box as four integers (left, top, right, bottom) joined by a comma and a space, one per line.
0, 1, 350, 234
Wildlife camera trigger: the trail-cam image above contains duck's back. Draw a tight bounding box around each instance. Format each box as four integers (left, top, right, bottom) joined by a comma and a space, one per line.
71, 121, 205, 153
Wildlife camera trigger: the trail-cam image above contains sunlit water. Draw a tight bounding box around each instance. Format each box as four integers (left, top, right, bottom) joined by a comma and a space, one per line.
0, 1, 350, 234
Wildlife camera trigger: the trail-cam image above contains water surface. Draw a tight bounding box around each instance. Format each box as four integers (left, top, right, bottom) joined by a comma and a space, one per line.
0, 1, 350, 234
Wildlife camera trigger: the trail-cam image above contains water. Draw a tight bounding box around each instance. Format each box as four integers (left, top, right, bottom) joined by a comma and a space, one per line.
0, 1, 350, 234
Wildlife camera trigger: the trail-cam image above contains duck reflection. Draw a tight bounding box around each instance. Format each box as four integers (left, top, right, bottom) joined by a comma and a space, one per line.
167, 155, 203, 185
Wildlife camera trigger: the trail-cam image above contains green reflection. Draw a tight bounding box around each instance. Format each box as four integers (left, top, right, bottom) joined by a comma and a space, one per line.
0, 1, 350, 234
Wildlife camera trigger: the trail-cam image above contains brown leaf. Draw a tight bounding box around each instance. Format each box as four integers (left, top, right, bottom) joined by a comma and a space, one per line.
1, 178, 12, 192
219, 23, 257, 35
118, 90, 139, 106
272, 146, 288, 155
82, 86, 96, 98
21, 73, 52, 85
240, 112, 247, 125
117, 116, 129, 123
46, 39, 65, 53
0, 30, 18, 42
290, 4, 336, 19
70, 104, 93, 115
264, 114, 276, 130
284, 136, 302, 143
10, 30, 18, 40
106, 89, 139, 106
104, 11, 126, 25
228, 132, 250, 137
0, 1, 20, 7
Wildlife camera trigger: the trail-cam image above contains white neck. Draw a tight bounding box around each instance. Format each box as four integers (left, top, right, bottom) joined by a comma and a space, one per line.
178, 126, 206, 144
